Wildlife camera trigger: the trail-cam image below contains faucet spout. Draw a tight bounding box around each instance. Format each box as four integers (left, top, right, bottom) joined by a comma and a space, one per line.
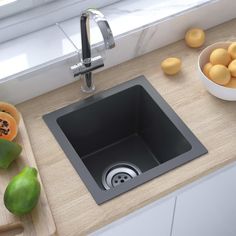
81, 9, 115, 55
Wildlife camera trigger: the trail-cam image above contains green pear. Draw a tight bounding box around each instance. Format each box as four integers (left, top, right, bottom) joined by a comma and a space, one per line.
4, 167, 41, 216
0, 139, 22, 169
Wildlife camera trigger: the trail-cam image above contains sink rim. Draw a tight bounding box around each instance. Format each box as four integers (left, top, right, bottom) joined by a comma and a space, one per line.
43, 75, 207, 204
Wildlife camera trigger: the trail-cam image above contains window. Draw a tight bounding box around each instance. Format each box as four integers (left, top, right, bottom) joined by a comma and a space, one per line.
0, 0, 55, 19
0, 0, 120, 43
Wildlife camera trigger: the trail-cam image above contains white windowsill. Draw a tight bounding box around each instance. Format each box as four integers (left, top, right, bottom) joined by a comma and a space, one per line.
0, 0, 120, 43
0, 0, 235, 104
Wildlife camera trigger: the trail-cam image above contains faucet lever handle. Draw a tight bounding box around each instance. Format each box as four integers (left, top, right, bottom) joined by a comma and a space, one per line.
71, 55, 104, 77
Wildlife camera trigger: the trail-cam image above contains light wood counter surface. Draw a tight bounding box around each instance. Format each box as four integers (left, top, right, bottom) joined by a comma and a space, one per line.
17, 19, 236, 235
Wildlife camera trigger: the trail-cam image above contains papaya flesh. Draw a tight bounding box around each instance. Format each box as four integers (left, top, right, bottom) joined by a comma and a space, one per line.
0, 102, 20, 125
0, 112, 18, 141
4, 167, 41, 216
0, 139, 22, 169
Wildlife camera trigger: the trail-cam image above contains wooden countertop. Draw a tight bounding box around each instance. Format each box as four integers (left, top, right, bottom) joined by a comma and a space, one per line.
17, 19, 236, 235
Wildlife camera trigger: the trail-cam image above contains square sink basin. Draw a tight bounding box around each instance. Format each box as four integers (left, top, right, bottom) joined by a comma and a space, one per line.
43, 76, 207, 204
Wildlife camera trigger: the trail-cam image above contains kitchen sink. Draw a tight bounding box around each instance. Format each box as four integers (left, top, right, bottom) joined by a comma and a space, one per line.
43, 76, 207, 204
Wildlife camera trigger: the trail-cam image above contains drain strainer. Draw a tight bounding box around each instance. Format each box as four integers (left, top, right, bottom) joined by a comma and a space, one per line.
102, 162, 141, 190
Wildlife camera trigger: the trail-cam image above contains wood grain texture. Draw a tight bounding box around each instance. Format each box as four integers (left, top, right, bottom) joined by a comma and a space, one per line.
0, 117, 56, 236
17, 19, 236, 235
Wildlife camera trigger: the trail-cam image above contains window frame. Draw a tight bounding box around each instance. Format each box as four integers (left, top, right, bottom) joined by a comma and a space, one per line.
0, 0, 120, 43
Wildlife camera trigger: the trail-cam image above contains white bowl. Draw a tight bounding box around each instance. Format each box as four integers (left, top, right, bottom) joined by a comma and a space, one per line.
198, 42, 236, 101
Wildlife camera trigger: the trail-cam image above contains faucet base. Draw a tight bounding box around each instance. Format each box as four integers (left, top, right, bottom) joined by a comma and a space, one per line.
81, 84, 96, 93
81, 73, 96, 93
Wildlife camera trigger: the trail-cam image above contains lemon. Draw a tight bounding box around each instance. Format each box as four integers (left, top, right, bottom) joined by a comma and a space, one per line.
228, 59, 236, 77
161, 57, 181, 75
210, 48, 231, 66
228, 42, 236, 59
225, 78, 236, 88
203, 63, 213, 77
209, 65, 231, 85
185, 28, 205, 48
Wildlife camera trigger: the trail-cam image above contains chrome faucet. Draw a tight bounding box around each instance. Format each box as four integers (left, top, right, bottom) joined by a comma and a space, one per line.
69, 9, 115, 93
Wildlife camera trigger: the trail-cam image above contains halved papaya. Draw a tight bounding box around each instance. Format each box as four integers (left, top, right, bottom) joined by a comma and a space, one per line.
0, 102, 20, 125
0, 112, 18, 141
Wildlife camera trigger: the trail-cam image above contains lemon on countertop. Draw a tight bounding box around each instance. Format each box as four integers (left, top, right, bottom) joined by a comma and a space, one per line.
210, 48, 231, 66
209, 65, 231, 85
185, 28, 205, 48
161, 57, 181, 75
228, 42, 236, 59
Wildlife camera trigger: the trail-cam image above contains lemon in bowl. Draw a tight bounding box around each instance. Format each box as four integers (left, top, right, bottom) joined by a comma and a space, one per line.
198, 42, 236, 101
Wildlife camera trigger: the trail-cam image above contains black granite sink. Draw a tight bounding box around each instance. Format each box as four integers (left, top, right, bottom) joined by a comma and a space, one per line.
43, 76, 207, 204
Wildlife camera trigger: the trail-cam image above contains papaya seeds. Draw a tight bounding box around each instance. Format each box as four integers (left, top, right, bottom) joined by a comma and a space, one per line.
0, 112, 18, 141
4, 167, 41, 216
0, 102, 20, 125
0, 139, 22, 169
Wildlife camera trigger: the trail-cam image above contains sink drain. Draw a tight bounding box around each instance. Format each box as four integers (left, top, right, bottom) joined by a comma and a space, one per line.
102, 162, 141, 190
